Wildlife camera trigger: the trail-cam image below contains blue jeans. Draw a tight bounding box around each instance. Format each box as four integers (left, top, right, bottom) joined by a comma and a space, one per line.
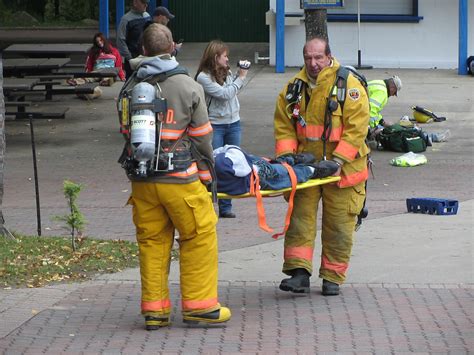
212, 121, 241, 214
250, 157, 314, 190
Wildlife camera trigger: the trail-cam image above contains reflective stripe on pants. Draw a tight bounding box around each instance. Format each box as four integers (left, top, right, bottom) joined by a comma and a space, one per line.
130, 180, 219, 314
283, 182, 365, 284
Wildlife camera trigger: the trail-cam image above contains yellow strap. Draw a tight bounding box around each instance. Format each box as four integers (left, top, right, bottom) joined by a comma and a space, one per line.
214, 176, 340, 199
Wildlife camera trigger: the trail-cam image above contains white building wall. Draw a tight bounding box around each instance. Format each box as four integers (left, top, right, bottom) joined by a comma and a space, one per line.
268, 0, 474, 69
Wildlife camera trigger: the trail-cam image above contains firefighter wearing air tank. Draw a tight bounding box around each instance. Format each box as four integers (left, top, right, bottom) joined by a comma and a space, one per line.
273, 37, 370, 296
117, 23, 231, 330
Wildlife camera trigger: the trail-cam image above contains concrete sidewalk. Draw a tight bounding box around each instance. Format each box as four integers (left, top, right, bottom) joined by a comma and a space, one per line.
1, 201, 472, 353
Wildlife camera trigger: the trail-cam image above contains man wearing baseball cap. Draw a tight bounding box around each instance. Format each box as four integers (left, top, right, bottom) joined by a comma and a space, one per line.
367, 75, 403, 129
153, 6, 175, 26
152, 6, 182, 56
366, 75, 403, 149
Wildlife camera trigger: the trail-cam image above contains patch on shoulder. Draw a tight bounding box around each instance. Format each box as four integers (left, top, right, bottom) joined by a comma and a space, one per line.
348, 88, 360, 101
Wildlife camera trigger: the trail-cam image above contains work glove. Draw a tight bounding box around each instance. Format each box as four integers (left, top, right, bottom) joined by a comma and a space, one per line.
308, 160, 340, 179
273, 152, 316, 166
273, 154, 296, 165
293, 152, 316, 165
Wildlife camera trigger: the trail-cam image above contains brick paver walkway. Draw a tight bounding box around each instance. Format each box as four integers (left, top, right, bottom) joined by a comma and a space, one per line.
1, 281, 472, 354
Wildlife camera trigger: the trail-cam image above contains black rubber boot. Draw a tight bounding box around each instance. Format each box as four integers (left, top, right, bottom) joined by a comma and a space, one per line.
279, 268, 310, 294
322, 279, 340, 296
145, 315, 170, 331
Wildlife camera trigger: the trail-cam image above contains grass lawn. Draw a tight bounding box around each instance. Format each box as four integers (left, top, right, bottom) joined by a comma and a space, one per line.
0, 234, 139, 289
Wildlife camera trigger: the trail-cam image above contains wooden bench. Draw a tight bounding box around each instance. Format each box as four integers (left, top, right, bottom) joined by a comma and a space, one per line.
5, 101, 32, 107
33, 80, 62, 100
56, 67, 119, 79
5, 100, 68, 120
3, 78, 70, 120
42, 82, 99, 96
25, 74, 73, 81
7, 82, 98, 101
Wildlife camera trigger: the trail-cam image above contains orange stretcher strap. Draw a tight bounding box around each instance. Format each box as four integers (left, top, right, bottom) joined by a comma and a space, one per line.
271, 163, 297, 240
212, 176, 341, 237
250, 167, 274, 234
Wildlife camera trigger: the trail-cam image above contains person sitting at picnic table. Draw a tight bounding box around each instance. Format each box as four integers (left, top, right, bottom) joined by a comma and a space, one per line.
68, 32, 125, 87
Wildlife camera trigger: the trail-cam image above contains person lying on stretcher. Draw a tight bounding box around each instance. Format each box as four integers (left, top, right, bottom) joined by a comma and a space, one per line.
213, 145, 339, 195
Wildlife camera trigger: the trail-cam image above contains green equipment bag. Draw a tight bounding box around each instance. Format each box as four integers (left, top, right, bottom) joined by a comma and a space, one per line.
379, 123, 427, 153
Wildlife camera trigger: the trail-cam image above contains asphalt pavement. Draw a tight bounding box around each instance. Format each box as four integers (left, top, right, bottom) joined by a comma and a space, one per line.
1, 40, 473, 353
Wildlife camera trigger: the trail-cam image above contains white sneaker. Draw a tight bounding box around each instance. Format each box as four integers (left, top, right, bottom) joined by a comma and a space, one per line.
432, 129, 451, 142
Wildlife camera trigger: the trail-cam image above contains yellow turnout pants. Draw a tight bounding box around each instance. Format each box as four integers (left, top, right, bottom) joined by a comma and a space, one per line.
283, 182, 365, 284
129, 180, 220, 316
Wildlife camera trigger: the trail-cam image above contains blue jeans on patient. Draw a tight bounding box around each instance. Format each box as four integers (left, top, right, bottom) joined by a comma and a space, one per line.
212, 121, 241, 215
250, 157, 314, 190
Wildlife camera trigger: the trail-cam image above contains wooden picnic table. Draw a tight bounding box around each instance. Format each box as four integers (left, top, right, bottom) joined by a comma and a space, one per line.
3, 58, 71, 78
3, 43, 92, 58
3, 77, 39, 91
3, 77, 69, 119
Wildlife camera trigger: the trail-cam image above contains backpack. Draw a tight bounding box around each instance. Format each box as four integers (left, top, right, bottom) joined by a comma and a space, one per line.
378, 123, 427, 153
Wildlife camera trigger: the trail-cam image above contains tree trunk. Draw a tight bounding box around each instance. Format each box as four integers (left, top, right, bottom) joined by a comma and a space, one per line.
0, 56, 15, 239
304, 9, 328, 42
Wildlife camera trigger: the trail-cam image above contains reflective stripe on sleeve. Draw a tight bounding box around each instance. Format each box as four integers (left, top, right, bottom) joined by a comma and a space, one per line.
161, 128, 186, 140
369, 98, 382, 108
198, 169, 212, 181
275, 138, 298, 156
188, 122, 213, 137
334, 140, 359, 160
338, 166, 369, 188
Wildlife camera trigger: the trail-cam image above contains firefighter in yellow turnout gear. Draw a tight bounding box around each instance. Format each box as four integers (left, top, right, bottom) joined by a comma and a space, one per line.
118, 24, 230, 330
274, 37, 369, 296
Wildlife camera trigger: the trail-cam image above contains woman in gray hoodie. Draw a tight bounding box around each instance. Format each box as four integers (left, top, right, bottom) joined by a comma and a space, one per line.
195, 40, 249, 218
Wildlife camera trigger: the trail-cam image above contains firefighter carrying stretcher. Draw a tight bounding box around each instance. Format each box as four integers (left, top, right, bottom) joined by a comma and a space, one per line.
273, 37, 370, 296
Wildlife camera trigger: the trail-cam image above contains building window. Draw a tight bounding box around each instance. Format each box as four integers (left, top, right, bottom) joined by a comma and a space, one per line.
327, 0, 422, 23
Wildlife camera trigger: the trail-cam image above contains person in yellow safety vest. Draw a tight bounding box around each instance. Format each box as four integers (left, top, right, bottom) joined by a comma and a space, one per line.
367, 75, 402, 129
273, 36, 369, 296
119, 24, 231, 330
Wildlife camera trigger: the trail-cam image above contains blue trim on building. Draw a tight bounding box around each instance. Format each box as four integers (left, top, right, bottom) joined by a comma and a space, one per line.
116, 0, 124, 31
99, 0, 109, 37
284, 13, 423, 23
276, 0, 285, 73
458, 0, 468, 75
328, 14, 423, 23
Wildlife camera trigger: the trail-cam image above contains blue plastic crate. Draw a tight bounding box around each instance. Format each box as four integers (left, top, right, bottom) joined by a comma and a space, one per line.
406, 198, 459, 215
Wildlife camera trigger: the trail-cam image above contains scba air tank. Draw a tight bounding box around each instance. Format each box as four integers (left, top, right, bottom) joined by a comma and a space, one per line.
130, 82, 156, 176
